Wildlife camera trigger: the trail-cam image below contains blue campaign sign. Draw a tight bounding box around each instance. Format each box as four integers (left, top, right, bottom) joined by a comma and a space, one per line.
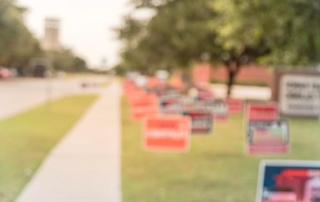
257, 160, 320, 202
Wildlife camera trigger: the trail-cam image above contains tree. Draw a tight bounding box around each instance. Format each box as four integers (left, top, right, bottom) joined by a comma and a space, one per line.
0, 0, 43, 68
115, 15, 151, 74
212, 0, 320, 95
0, 1, 88, 73
117, 0, 320, 96
130, 0, 173, 9
117, 0, 219, 76
49, 49, 88, 72
117, 0, 270, 96
213, 0, 320, 67
72, 57, 88, 72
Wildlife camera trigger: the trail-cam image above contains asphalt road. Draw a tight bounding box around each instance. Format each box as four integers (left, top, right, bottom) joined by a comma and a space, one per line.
0, 77, 271, 120
0, 76, 109, 120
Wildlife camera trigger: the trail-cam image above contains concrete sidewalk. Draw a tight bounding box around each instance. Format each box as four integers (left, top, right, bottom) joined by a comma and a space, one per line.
16, 82, 122, 202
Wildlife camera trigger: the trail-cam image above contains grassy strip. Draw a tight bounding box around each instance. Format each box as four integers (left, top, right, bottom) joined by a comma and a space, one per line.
122, 97, 320, 202
0, 95, 97, 202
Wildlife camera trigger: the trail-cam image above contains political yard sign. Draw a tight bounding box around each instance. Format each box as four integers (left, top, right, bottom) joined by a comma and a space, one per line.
247, 119, 289, 154
144, 115, 191, 152
159, 94, 183, 115
245, 103, 289, 155
183, 110, 213, 134
130, 94, 158, 120
272, 70, 320, 118
247, 103, 279, 121
256, 160, 320, 202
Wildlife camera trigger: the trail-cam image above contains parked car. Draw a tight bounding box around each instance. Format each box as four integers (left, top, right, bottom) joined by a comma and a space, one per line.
0, 67, 12, 79
9, 68, 17, 77
32, 64, 48, 77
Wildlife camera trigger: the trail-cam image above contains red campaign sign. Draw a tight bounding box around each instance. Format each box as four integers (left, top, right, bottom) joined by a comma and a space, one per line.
247, 103, 278, 121
127, 90, 147, 103
147, 77, 167, 88
122, 80, 137, 96
147, 77, 159, 87
130, 94, 158, 120
226, 99, 243, 114
123, 82, 145, 99
144, 115, 191, 152
127, 89, 145, 99
170, 77, 183, 90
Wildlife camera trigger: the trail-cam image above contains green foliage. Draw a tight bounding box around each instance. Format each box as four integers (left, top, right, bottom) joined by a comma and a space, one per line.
213, 0, 320, 67
0, 0, 42, 68
72, 56, 88, 72
0, 1, 89, 72
117, 0, 220, 75
116, 0, 320, 95
130, 0, 172, 9
49, 49, 88, 72
115, 15, 152, 74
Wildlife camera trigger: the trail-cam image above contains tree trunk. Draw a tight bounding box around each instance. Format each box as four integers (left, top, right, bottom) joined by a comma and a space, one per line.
227, 71, 236, 98
225, 63, 241, 98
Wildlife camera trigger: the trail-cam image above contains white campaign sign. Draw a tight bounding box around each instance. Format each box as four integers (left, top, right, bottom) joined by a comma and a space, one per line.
280, 74, 320, 116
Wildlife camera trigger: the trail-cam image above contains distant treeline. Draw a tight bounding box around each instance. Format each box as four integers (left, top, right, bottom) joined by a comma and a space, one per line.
0, 0, 89, 73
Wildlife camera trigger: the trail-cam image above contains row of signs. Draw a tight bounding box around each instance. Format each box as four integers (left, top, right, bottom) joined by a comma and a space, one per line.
125, 71, 319, 202
261, 71, 320, 201
145, 103, 290, 154
124, 78, 291, 155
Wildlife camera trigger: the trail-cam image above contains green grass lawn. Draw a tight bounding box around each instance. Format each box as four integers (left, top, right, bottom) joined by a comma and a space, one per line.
0, 95, 97, 202
122, 97, 320, 202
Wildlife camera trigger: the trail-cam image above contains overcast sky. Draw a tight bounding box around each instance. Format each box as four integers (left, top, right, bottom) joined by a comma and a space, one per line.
17, 0, 132, 68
